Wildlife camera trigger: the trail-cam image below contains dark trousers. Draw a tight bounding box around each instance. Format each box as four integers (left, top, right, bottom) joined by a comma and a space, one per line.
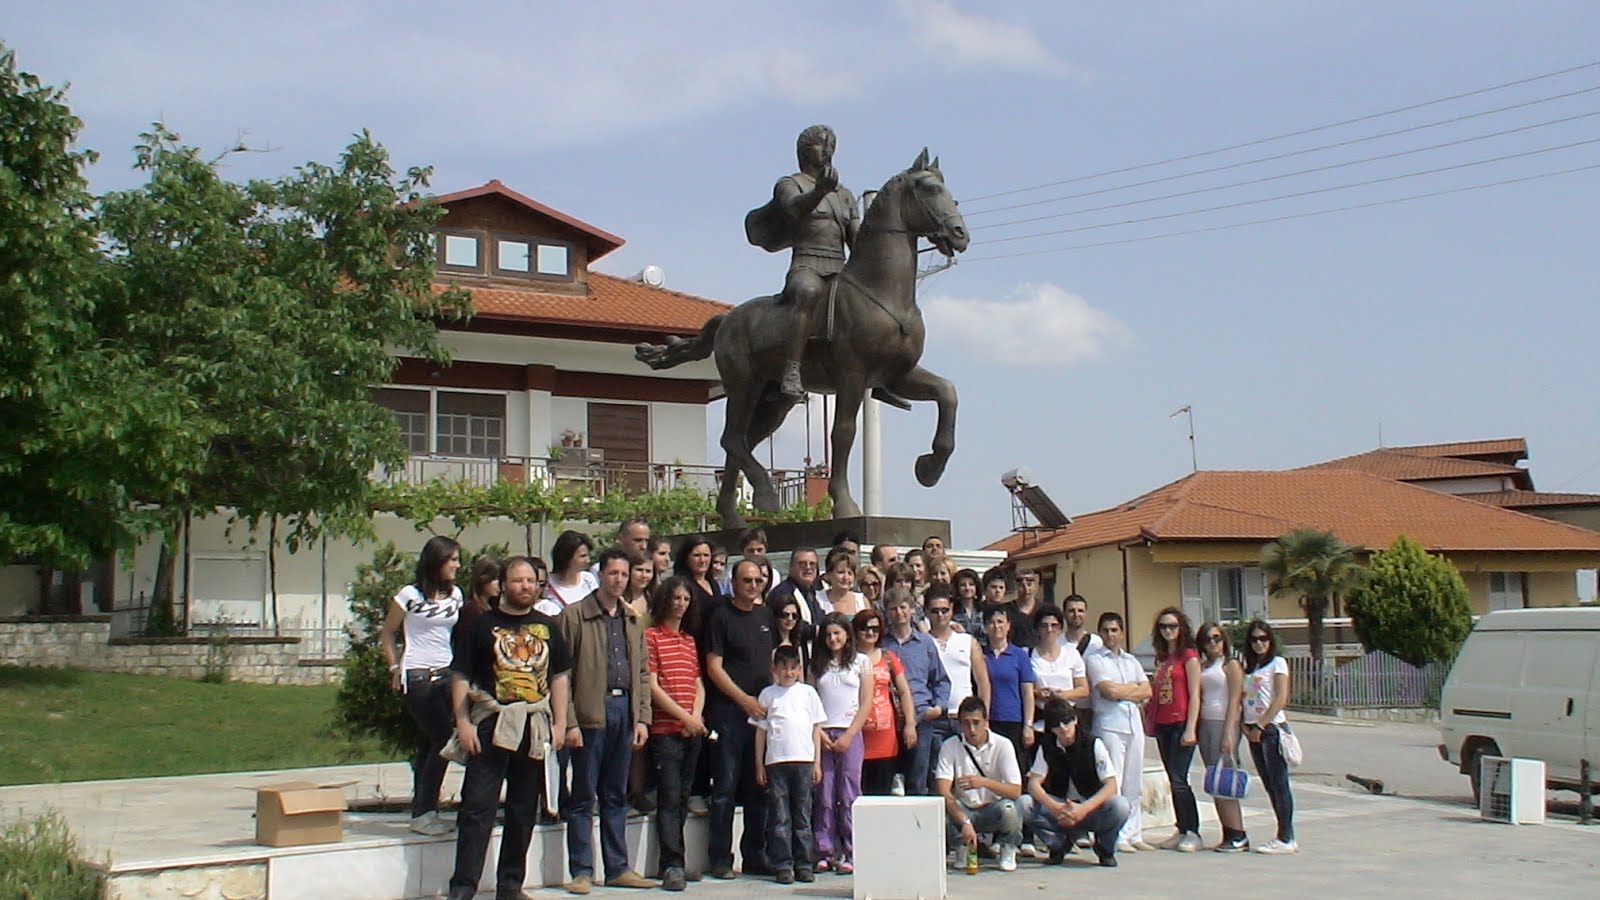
861, 756, 897, 795
1249, 724, 1296, 843
990, 720, 1029, 776
765, 761, 815, 873
1154, 722, 1201, 833
448, 716, 544, 896
708, 705, 769, 871
404, 669, 455, 818
649, 731, 703, 871
909, 717, 956, 795
567, 694, 635, 880
1028, 794, 1130, 860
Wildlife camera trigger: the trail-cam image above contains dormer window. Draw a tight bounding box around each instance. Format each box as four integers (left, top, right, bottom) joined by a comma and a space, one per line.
437, 227, 574, 282
438, 230, 483, 273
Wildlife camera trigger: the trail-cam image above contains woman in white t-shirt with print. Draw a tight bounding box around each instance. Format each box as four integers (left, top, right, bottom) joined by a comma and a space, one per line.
1240, 621, 1296, 855
810, 613, 875, 872
538, 529, 597, 615
378, 535, 465, 836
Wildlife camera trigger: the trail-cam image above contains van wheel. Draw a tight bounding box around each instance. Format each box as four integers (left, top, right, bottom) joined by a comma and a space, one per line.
1466, 742, 1500, 806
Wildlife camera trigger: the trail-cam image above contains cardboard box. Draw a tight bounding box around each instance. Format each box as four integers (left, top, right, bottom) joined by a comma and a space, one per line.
254, 781, 350, 847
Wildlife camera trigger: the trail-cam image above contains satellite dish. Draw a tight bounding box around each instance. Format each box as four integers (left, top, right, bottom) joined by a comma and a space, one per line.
635, 264, 665, 287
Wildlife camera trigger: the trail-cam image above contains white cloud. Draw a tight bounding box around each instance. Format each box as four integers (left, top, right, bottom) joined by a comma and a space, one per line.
768, 50, 861, 104
896, 0, 1075, 76
922, 283, 1131, 367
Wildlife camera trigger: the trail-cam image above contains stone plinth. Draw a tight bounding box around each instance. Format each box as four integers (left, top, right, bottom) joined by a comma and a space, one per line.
691, 515, 950, 554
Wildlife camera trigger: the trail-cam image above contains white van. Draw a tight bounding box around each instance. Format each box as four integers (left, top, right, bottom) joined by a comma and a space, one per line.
1438, 607, 1600, 799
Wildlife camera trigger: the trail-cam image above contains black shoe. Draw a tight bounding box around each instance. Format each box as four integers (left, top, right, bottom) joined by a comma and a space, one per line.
708, 864, 736, 880
1047, 846, 1067, 865
447, 889, 475, 900
1096, 851, 1118, 868
742, 861, 777, 877
662, 867, 687, 892
795, 867, 815, 883
1216, 832, 1250, 853
686, 869, 703, 882
776, 868, 795, 885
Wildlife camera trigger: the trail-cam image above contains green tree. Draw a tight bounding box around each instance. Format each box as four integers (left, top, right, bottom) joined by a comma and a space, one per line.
1260, 528, 1364, 670
1346, 534, 1472, 666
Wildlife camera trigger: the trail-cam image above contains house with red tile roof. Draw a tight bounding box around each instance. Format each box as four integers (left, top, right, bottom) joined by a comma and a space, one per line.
983, 468, 1600, 654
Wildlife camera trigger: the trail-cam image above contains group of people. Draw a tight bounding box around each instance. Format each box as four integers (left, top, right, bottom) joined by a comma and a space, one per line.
379, 521, 1299, 900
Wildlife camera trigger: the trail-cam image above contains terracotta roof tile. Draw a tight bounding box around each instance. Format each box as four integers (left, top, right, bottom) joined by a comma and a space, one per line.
1300, 447, 1533, 487
1393, 438, 1528, 460
1462, 490, 1600, 509
436, 272, 732, 337
986, 470, 1600, 561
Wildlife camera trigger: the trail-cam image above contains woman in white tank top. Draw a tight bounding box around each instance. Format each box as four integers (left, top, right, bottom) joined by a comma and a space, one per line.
1194, 621, 1247, 851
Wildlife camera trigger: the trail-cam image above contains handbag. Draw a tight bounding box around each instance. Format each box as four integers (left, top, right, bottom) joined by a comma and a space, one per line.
1278, 723, 1304, 768
1203, 754, 1250, 799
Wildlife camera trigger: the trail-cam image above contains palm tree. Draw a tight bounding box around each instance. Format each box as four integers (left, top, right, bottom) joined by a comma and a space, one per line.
1260, 528, 1365, 676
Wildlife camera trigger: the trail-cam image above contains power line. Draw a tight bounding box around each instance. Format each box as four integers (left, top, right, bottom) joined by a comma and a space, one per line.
960, 160, 1600, 262
977, 138, 1600, 246
964, 84, 1600, 218
978, 110, 1600, 233
962, 59, 1600, 204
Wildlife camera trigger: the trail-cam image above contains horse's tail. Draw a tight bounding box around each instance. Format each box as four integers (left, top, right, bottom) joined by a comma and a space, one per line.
634, 314, 724, 370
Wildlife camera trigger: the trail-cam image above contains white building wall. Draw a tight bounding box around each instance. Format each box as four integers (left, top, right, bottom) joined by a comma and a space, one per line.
550, 397, 589, 450
651, 402, 709, 465
1418, 475, 1518, 494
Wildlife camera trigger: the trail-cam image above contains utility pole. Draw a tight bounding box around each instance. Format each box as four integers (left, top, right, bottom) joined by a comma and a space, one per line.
1170, 405, 1197, 472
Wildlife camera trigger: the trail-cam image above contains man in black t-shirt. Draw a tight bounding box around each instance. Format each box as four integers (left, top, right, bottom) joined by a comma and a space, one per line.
446, 556, 572, 900
704, 557, 778, 879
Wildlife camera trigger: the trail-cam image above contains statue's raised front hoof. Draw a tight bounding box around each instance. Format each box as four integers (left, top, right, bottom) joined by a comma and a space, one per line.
915, 453, 948, 487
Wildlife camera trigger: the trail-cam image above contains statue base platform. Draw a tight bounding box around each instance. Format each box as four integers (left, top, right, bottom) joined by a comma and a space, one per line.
697, 515, 950, 554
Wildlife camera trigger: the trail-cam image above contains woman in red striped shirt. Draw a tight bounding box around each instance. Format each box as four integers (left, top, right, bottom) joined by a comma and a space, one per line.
645, 576, 706, 892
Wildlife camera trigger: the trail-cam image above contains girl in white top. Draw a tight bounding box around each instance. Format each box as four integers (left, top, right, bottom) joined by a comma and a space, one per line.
823, 548, 868, 617
1029, 604, 1090, 725
1195, 621, 1247, 851
810, 613, 874, 870
377, 536, 464, 834
539, 529, 597, 615
1240, 621, 1296, 855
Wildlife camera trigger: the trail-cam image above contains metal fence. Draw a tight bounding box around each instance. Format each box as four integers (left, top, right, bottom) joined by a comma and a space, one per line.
1288, 650, 1448, 709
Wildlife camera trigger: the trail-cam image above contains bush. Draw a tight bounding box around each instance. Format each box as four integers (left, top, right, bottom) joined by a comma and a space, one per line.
0, 810, 105, 900
332, 540, 507, 758
1346, 534, 1473, 666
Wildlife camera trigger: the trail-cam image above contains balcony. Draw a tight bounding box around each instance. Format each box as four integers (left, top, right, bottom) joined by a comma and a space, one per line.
375, 453, 824, 509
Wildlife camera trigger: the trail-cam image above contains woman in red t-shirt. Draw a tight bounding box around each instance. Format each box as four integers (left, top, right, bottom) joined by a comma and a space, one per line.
644, 576, 706, 890
1148, 606, 1203, 851
852, 608, 916, 797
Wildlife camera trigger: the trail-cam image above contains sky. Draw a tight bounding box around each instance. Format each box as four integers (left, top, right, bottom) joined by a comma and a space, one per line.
6, 1, 1600, 547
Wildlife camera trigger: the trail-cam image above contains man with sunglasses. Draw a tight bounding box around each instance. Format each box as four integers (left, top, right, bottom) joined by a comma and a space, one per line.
881, 587, 951, 795
923, 584, 989, 789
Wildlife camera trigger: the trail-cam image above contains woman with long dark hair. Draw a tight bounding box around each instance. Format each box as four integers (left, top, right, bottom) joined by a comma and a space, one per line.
644, 576, 706, 892
772, 593, 813, 673
673, 533, 721, 635
811, 613, 872, 873
1241, 621, 1296, 855
854, 608, 916, 797
543, 529, 596, 613
456, 555, 503, 629
378, 535, 464, 835
1195, 621, 1247, 851
951, 568, 983, 637
1147, 607, 1203, 852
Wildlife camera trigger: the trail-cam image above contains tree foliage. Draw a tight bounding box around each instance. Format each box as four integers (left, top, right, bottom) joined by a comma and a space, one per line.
1, 44, 466, 572
1346, 534, 1472, 666
1261, 528, 1365, 665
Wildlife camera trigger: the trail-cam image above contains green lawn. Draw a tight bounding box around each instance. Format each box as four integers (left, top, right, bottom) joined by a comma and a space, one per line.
0, 667, 400, 785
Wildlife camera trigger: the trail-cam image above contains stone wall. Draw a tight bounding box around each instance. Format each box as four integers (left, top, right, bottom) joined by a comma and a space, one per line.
0, 616, 341, 685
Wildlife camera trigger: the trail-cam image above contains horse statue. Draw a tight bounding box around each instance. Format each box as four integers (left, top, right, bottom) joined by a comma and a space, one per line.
635, 148, 969, 527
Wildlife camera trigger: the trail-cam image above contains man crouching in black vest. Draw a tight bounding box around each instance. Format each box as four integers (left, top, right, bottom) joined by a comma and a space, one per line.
1023, 700, 1130, 867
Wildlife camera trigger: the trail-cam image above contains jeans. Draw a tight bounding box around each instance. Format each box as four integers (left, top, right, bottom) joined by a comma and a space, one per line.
765, 761, 816, 873
567, 694, 635, 880
1026, 794, 1130, 860
649, 731, 703, 871
1154, 722, 1200, 834
946, 798, 1022, 849
448, 716, 545, 897
1249, 724, 1296, 843
814, 729, 863, 859
708, 705, 769, 871
908, 717, 956, 796
403, 669, 455, 818
1096, 729, 1144, 844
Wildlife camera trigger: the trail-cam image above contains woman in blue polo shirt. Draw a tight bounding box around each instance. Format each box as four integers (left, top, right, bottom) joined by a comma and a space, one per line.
982, 605, 1037, 772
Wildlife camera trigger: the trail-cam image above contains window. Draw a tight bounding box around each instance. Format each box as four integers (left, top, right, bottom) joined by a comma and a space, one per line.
441, 233, 481, 270
1181, 565, 1267, 623
1488, 571, 1526, 611
496, 239, 531, 273
436, 391, 505, 457
372, 388, 429, 453
536, 243, 569, 277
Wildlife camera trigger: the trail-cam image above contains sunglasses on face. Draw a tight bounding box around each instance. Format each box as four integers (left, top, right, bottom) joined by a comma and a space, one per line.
778, 611, 799, 620
1250, 635, 1271, 644
1201, 635, 1223, 644
1159, 622, 1181, 631
927, 607, 952, 615
859, 625, 881, 634
737, 576, 764, 584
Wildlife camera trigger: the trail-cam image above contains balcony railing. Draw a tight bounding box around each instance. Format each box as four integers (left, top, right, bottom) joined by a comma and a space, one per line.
376, 454, 820, 509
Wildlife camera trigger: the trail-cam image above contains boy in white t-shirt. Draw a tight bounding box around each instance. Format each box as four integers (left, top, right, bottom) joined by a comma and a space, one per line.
934, 696, 1025, 872
752, 645, 827, 884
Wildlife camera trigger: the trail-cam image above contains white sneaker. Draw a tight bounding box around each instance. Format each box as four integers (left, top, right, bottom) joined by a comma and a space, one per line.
1157, 832, 1184, 850
1018, 842, 1037, 859
1177, 832, 1205, 853
890, 774, 906, 796
1115, 841, 1136, 854
409, 811, 454, 836
998, 846, 1018, 872
1255, 839, 1299, 855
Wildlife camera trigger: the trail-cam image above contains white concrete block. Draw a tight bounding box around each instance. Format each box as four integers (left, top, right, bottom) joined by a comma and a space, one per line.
851, 796, 946, 900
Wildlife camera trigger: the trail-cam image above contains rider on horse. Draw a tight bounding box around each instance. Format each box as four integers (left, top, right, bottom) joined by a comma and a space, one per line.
746, 125, 860, 401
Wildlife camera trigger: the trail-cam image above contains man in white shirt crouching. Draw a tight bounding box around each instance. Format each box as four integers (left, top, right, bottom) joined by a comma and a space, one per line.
934, 696, 1024, 871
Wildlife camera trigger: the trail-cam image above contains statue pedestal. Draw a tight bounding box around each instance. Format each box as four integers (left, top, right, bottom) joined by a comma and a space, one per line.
698, 515, 949, 554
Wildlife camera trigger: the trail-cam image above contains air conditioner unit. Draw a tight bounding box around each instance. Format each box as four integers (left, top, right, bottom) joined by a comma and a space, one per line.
1479, 756, 1545, 825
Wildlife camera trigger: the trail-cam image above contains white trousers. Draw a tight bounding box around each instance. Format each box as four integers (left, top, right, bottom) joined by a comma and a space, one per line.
1097, 728, 1144, 843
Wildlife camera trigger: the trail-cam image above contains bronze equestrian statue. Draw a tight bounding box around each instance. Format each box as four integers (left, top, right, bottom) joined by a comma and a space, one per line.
635, 146, 969, 528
